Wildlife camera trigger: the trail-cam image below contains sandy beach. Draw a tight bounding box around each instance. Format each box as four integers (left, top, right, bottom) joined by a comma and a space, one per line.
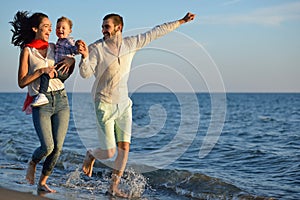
0, 187, 51, 200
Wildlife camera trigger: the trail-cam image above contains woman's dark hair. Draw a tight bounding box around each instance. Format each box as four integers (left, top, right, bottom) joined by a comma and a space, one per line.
10, 11, 48, 48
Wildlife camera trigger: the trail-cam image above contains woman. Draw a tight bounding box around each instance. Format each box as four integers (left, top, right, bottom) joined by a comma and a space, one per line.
10, 11, 74, 192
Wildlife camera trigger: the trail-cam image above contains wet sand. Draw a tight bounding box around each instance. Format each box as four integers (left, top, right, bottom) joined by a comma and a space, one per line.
0, 187, 51, 200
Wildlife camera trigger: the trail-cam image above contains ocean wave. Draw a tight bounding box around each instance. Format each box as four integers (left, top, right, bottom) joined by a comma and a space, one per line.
143, 168, 275, 199
40, 150, 276, 200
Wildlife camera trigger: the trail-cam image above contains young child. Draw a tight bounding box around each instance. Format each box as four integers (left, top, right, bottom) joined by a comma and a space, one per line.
31, 16, 78, 106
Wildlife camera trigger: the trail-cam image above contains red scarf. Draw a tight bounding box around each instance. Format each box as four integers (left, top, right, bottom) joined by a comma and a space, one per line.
22, 92, 33, 115
25, 39, 49, 49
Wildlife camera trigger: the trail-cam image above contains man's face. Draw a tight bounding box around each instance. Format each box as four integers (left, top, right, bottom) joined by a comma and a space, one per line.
102, 18, 120, 39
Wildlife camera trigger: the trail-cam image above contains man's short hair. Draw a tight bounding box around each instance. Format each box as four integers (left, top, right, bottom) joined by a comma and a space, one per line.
103, 13, 123, 31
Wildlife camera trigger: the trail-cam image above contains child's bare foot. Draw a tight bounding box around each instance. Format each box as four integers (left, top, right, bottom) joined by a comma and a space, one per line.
37, 184, 56, 193
25, 160, 36, 185
82, 150, 95, 177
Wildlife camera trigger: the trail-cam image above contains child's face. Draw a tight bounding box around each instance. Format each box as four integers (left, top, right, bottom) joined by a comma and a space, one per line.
56, 20, 72, 39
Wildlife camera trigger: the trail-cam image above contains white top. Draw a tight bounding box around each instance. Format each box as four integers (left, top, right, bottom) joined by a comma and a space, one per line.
79, 20, 180, 104
27, 43, 65, 96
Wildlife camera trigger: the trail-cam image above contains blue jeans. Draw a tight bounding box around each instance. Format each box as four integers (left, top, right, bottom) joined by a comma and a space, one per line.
39, 63, 74, 94
32, 89, 70, 176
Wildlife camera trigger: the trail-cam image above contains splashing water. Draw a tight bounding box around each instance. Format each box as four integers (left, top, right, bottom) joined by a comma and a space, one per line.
63, 168, 106, 195
121, 168, 150, 198
63, 167, 149, 198
65, 168, 82, 188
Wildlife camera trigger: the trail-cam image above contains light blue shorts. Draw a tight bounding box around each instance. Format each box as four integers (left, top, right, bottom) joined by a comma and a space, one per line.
95, 99, 132, 150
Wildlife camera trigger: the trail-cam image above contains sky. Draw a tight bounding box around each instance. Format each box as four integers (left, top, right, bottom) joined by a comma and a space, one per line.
1, 0, 300, 93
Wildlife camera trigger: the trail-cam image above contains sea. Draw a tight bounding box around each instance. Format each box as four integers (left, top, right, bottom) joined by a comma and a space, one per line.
0, 92, 299, 200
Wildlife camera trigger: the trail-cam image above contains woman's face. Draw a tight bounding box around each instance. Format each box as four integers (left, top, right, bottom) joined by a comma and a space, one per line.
35, 17, 52, 42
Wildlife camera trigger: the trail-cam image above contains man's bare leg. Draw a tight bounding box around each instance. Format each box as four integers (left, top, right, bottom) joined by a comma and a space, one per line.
25, 160, 36, 185
108, 142, 130, 198
82, 148, 115, 177
82, 150, 95, 177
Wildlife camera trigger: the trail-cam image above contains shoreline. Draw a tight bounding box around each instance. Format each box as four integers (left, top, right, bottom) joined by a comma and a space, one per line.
0, 187, 52, 200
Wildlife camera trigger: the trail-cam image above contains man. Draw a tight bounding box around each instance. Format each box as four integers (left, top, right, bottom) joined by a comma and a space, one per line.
77, 12, 195, 197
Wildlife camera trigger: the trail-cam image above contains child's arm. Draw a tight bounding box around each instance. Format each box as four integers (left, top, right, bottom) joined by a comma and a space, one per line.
68, 37, 79, 55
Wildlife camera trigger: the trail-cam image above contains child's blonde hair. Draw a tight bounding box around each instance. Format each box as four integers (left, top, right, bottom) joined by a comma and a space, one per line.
57, 16, 73, 29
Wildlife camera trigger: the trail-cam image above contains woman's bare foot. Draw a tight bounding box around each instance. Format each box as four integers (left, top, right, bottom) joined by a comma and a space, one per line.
25, 160, 36, 185
37, 184, 56, 193
82, 150, 95, 177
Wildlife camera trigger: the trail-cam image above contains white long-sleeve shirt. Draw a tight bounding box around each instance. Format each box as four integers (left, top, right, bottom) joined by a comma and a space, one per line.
79, 20, 180, 104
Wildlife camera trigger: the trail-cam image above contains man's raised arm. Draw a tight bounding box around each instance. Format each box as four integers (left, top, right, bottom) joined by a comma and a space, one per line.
179, 12, 196, 24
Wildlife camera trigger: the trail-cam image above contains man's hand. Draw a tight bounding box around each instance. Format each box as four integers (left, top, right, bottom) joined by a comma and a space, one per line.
179, 12, 196, 24
76, 40, 88, 59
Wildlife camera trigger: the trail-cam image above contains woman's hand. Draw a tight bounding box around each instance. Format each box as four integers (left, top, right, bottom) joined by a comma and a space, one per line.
39, 66, 57, 78
56, 56, 75, 74
40, 66, 55, 74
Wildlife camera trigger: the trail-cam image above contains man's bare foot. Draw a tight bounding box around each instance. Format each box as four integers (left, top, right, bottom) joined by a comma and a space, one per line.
107, 188, 129, 198
37, 184, 56, 193
108, 175, 129, 198
82, 150, 95, 177
25, 160, 36, 185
